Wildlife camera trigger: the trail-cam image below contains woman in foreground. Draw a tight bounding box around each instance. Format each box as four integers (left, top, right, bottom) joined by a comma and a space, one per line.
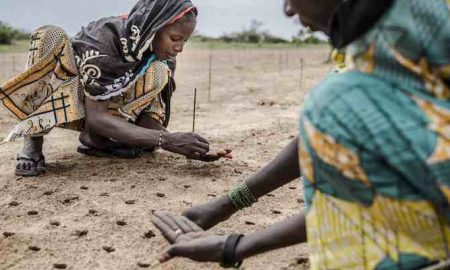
152, 0, 450, 269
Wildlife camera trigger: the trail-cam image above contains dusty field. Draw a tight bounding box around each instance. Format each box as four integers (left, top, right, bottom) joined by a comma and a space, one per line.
0, 46, 332, 270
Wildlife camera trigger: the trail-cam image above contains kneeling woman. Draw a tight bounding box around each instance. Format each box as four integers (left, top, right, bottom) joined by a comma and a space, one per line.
0, 0, 231, 176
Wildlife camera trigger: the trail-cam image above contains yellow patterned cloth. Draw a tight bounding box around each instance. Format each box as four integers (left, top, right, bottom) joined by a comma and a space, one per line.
0, 25, 169, 142
299, 0, 450, 269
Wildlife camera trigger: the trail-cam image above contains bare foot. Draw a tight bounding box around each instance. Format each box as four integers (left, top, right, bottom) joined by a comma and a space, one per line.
15, 136, 45, 176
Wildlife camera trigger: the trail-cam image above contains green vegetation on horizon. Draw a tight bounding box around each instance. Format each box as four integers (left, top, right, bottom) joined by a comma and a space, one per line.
0, 40, 29, 53
0, 38, 328, 54
0, 20, 328, 53
0, 21, 30, 45
187, 37, 327, 49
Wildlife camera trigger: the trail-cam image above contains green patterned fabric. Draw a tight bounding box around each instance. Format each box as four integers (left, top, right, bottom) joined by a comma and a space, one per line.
298, 0, 450, 269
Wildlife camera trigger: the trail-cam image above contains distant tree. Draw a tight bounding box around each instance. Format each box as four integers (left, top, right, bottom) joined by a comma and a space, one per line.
0, 22, 14, 45
291, 18, 327, 45
0, 21, 30, 45
218, 20, 288, 44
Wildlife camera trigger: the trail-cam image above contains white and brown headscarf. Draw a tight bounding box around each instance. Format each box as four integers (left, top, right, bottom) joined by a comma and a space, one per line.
71, 0, 196, 100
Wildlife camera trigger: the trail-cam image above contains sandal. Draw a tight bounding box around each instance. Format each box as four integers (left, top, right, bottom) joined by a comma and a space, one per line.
77, 144, 145, 159
15, 153, 46, 177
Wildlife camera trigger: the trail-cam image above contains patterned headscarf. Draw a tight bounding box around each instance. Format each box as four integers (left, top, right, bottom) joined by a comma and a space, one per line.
71, 0, 196, 100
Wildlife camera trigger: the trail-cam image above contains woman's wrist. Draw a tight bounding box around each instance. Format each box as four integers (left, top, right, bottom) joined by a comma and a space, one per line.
220, 234, 245, 268
159, 131, 170, 150
233, 235, 252, 262
218, 195, 239, 216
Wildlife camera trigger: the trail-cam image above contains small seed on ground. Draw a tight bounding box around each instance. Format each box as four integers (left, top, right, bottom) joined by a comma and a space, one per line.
99, 192, 109, 197
80, 186, 89, 190
88, 209, 97, 215
143, 230, 155, 239
271, 210, 282, 215
102, 246, 115, 253
245, 221, 255, 225
49, 220, 60, 226
137, 262, 150, 268
156, 193, 165, 198
73, 230, 88, 237
27, 210, 38, 216
116, 220, 127, 226
9, 201, 20, 207
53, 263, 67, 269
289, 186, 297, 190
29, 246, 41, 251
63, 196, 79, 204
125, 200, 135, 205
296, 257, 309, 265
44, 191, 54, 196
183, 185, 191, 189
3, 232, 15, 237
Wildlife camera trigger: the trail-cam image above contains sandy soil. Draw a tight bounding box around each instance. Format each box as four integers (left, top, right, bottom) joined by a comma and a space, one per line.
0, 46, 332, 270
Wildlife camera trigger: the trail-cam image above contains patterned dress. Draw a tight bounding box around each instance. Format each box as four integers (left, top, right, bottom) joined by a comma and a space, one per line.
0, 0, 195, 142
299, 0, 450, 269
0, 26, 170, 142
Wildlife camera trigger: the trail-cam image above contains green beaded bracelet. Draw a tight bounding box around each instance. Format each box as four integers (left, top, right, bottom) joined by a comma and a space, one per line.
228, 181, 257, 210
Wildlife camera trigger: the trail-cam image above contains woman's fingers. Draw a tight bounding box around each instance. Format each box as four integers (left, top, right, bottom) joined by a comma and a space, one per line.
159, 234, 228, 263
180, 216, 204, 232
159, 251, 174, 263
160, 243, 190, 262
193, 133, 209, 144
155, 211, 181, 230
194, 141, 210, 152
191, 147, 208, 159
213, 149, 233, 159
152, 212, 204, 243
151, 215, 179, 243
172, 215, 199, 234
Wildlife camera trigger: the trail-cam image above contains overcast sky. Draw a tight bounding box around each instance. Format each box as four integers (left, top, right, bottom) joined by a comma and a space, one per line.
0, 0, 300, 39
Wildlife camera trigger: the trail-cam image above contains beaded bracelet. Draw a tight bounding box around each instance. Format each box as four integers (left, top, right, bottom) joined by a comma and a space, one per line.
228, 181, 258, 210
158, 130, 164, 149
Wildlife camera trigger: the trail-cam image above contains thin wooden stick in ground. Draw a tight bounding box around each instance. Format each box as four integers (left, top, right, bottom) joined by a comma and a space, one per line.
12, 55, 16, 72
285, 52, 289, 67
208, 54, 212, 102
299, 58, 304, 91
192, 87, 197, 133
279, 52, 283, 75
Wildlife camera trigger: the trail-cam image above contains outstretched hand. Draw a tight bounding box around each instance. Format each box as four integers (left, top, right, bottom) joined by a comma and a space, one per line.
162, 132, 232, 162
196, 149, 233, 162
151, 211, 228, 263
